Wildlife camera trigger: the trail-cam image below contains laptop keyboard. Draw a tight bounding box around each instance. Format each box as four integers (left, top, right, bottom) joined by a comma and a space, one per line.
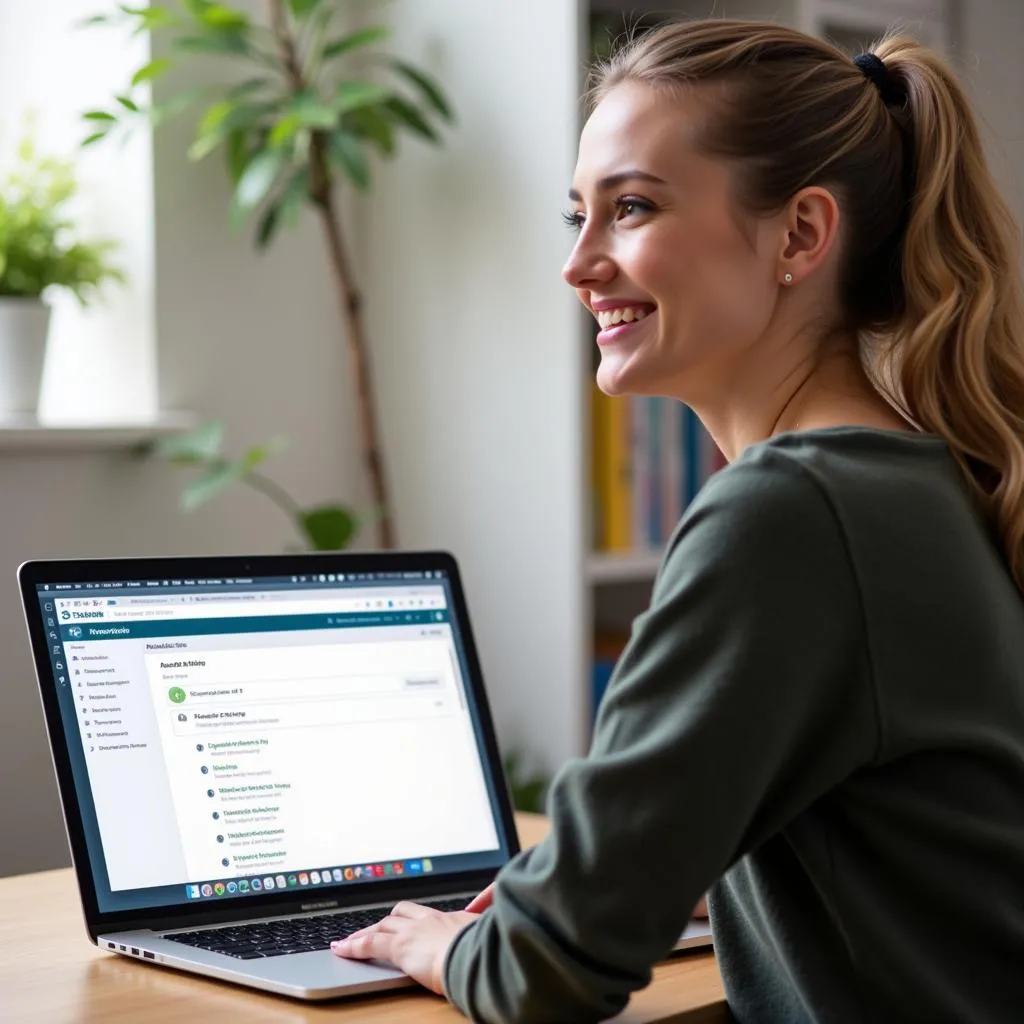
162, 897, 471, 960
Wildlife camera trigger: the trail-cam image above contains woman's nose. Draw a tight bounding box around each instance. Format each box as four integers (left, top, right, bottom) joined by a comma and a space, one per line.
562, 238, 615, 290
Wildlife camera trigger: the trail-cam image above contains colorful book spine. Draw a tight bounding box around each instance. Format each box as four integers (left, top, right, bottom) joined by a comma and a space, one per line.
683, 406, 701, 506
591, 386, 632, 550
631, 397, 650, 551
661, 399, 683, 541
591, 392, 724, 553
647, 398, 662, 546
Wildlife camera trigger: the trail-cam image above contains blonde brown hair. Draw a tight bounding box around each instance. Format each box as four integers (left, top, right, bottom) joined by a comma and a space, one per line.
591, 20, 1024, 588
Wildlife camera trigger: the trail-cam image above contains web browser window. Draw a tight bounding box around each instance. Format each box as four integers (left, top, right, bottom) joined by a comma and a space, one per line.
37, 571, 507, 912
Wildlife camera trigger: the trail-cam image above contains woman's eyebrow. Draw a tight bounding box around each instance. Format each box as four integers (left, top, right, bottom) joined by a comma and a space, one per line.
568, 169, 668, 201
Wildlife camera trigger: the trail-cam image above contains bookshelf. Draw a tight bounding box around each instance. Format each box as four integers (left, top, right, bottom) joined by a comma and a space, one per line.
587, 549, 665, 584
362, 0, 953, 779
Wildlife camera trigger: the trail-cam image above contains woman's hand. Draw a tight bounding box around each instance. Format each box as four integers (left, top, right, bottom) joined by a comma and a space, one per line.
331, 901, 480, 994
464, 882, 495, 913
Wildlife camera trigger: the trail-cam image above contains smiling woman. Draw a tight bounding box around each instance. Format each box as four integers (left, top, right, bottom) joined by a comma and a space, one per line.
336, 17, 1024, 1024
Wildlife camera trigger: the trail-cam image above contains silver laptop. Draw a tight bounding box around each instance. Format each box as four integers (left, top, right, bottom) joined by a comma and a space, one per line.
20, 551, 709, 1002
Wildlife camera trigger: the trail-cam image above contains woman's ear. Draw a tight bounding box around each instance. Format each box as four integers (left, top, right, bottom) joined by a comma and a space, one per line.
777, 186, 842, 286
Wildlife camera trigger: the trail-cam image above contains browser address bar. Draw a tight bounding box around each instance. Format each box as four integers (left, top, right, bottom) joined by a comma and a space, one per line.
104, 596, 446, 621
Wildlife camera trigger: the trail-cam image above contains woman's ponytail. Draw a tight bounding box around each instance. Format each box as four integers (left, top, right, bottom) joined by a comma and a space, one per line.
871, 36, 1024, 586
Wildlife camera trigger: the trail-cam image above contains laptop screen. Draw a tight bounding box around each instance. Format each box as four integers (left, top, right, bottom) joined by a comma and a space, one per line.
33, 566, 511, 914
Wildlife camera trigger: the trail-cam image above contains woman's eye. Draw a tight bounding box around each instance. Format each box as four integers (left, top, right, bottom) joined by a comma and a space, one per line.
617, 198, 654, 219
561, 209, 584, 231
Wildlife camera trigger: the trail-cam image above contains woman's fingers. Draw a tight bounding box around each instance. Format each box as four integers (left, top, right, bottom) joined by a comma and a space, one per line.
342, 913, 405, 943
332, 928, 393, 961
389, 900, 434, 919
464, 882, 495, 913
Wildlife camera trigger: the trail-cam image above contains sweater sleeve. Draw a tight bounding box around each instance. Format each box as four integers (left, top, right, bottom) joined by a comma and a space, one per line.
443, 451, 880, 1023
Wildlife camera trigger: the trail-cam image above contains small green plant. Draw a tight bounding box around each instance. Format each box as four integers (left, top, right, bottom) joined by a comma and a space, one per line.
146, 420, 359, 551
503, 750, 551, 814
0, 130, 124, 303
84, 1, 454, 549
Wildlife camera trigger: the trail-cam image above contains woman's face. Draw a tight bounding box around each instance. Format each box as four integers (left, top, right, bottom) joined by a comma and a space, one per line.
563, 82, 782, 400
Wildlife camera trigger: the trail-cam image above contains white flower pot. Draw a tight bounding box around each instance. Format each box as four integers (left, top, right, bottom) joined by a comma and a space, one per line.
0, 297, 51, 416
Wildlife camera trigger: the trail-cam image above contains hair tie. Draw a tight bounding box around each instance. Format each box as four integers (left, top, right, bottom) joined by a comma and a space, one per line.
853, 52, 907, 107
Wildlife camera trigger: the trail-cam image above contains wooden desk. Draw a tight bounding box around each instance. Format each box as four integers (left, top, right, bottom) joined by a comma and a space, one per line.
1, 813, 727, 1023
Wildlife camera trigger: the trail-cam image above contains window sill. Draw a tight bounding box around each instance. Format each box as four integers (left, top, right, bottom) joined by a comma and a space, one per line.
0, 412, 195, 453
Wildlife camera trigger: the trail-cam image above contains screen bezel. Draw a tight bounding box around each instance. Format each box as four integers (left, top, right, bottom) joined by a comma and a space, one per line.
19, 550, 520, 938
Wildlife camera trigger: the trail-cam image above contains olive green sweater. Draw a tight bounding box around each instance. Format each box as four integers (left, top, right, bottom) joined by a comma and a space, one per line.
443, 428, 1024, 1023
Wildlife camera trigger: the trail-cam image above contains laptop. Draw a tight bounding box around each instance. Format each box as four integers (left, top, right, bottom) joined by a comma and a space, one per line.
19, 550, 710, 1002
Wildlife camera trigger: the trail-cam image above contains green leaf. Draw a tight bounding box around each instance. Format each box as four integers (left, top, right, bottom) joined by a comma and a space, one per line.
225, 127, 253, 183
229, 149, 287, 227
83, 110, 117, 122
198, 99, 235, 138
255, 168, 310, 249
77, 14, 111, 27
82, 131, 110, 147
241, 437, 286, 468
300, 505, 358, 550
334, 81, 390, 116
256, 203, 281, 249
227, 76, 274, 99
151, 420, 225, 463
135, 6, 178, 31
268, 111, 302, 149
389, 60, 453, 122
292, 92, 338, 129
329, 133, 370, 190
188, 133, 221, 162
279, 168, 310, 227
323, 25, 389, 60
189, 99, 236, 160
176, 33, 249, 57
131, 57, 173, 86
199, 4, 249, 31
191, 100, 281, 162
289, 0, 326, 16
182, 460, 247, 511
181, 0, 212, 15
383, 96, 439, 143
116, 95, 139, 113
347, 105, 395, 157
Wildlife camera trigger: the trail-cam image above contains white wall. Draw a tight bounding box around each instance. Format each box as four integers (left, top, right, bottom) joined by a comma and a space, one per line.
362, 0, 587, 778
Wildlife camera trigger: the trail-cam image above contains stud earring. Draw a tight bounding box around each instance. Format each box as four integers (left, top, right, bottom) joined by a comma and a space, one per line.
784, 273, 793, 284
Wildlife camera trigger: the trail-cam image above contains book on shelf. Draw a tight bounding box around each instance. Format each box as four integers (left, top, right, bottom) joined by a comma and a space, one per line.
591, 384, 725, 553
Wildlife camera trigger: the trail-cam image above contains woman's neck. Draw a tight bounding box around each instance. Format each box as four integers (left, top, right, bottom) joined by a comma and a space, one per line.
699, 348, 913, 462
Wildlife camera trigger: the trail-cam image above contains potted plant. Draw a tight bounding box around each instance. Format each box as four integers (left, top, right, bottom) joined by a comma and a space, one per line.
0, 130, 124, 416
84, 0, 453, 548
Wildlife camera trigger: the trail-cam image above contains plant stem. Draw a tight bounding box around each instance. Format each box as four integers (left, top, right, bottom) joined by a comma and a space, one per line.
266, 0, 396, 550
244, 468, 304, 522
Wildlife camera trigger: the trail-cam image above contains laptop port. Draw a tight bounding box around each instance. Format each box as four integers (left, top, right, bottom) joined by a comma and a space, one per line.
131, 947, 139, 956
143, 951, 155, 960
107, 942, 115, 949
119, 945, 126, 951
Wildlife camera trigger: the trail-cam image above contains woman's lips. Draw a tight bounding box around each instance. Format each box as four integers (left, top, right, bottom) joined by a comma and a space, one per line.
596, 309, 656, 345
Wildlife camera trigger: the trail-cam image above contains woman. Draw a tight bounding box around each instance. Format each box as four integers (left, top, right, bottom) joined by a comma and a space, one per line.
334, 18, 1024, 1022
